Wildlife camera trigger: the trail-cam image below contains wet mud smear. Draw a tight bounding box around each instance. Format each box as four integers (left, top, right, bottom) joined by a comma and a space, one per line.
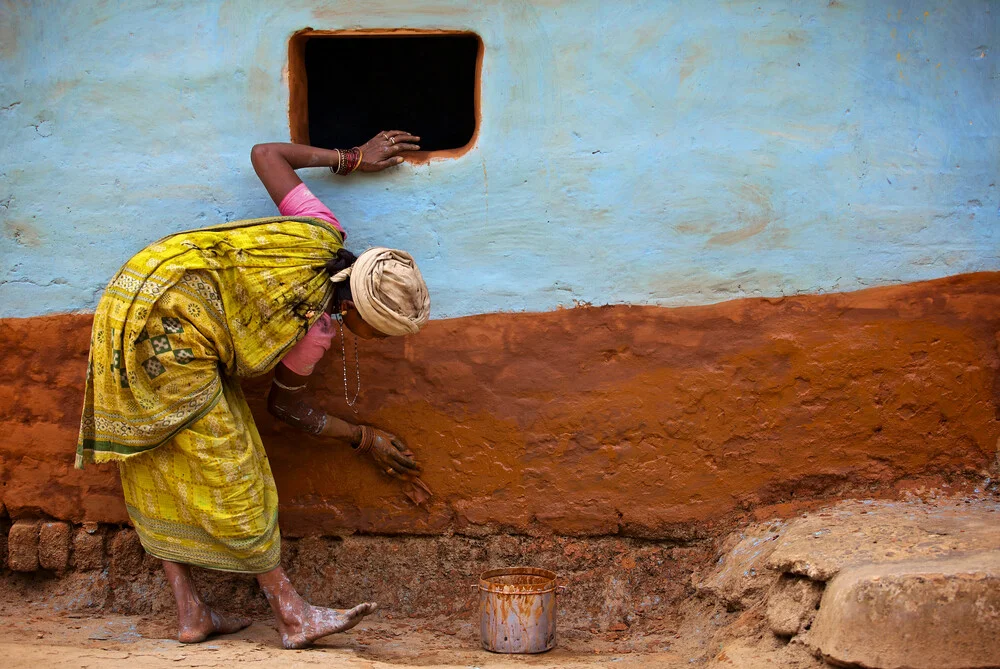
0, 272, 998, 538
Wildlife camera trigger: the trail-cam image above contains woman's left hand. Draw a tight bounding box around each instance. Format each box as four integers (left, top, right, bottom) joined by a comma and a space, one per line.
358, 130, 421, 172
361, 425, 422, 479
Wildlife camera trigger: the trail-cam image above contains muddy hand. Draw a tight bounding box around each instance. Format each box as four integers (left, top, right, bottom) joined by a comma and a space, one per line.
366, 427, 421, 480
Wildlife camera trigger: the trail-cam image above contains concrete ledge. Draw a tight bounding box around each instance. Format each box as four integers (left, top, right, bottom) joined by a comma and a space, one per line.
810, 553, 1000, 669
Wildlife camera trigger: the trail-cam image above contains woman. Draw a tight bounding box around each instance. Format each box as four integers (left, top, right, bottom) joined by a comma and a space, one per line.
75, 131, 429, 648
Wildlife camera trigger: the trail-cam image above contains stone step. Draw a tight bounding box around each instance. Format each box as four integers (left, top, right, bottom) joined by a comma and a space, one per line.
809, 552, 1000, 669
765, 499, 1000, 582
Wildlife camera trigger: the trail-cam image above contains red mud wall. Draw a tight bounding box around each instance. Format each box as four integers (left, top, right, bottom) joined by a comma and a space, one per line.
1, 273, 998, 538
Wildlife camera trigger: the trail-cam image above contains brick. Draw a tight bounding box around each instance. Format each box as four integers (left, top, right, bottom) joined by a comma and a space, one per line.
72, 523, 106, 571
109, 528, 145, 579
38, 521, 71, 571
0, 512, 8, 570
8, 520, 40, 572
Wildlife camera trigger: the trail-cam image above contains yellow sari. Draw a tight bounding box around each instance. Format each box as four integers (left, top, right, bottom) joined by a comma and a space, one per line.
77, 217, 342, 572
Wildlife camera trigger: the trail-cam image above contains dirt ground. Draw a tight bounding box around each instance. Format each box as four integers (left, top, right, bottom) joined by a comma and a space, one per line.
0, 522, 816, 668
0, 575, 831, 669
6, 493, 994, 668
0, 604, 726, 669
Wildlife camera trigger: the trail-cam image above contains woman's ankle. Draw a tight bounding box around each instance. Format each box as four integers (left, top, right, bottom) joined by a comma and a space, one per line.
177, 597, 208, 618
258, 573, 309, 627
266, 592, 309, 628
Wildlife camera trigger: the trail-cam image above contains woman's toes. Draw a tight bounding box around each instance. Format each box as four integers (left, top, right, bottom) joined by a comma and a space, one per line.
334, 601, 377, 633
350, 602, 378, 619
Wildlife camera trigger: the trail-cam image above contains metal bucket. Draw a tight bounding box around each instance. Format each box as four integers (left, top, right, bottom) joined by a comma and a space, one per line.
478, 566, 557, 654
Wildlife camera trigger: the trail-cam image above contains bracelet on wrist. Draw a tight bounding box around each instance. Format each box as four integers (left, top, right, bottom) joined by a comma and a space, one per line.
272, 378, 307, 392
354, 424, 376, 453
329, 147, 363, 176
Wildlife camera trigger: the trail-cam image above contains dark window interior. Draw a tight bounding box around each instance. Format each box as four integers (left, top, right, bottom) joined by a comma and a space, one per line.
305, 34, 479, 152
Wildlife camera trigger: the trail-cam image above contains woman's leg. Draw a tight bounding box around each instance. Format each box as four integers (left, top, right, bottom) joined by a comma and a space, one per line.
256, 566, 377, 649
163, 560, 253, 643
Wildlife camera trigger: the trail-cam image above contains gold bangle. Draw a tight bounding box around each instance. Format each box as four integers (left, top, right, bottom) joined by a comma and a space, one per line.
272, 378, 307, 392
352, 148, 363, 173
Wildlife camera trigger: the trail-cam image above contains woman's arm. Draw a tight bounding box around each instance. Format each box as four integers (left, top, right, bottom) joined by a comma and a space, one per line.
267, 363, 421, 479
251, 131, 421, 206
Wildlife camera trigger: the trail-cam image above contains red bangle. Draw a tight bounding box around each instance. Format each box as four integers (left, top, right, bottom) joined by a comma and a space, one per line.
355, 424, 376, 453
331, 147, 361, 176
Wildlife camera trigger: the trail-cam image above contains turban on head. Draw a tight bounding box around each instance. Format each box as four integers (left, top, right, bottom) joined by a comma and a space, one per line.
331, 248, 430, 336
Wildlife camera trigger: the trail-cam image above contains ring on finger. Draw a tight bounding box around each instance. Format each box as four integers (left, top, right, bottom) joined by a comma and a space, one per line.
389, 137, 396, 144
385, 467, 395, 475
381, 132, 389, 140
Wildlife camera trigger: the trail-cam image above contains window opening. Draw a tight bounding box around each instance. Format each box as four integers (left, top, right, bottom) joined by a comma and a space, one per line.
289, 31, 482, 158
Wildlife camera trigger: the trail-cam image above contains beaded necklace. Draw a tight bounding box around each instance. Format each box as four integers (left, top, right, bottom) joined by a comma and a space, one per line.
335, 314, 361, 410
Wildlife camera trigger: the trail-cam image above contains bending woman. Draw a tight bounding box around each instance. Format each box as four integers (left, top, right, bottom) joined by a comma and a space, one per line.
75, 131, 428, 648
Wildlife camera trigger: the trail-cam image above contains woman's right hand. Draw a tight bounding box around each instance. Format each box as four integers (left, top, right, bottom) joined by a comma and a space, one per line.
357, 130, 421, 171
358, 425, 422, 479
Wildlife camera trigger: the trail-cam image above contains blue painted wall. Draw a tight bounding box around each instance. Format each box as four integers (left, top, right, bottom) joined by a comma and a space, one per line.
1, 0, 997, 319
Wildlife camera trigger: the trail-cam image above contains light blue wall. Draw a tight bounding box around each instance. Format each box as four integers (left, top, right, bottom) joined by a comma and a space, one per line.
1, 0, 997, 318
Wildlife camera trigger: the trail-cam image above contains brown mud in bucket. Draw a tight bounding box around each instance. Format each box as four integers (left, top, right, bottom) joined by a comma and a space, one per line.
479, 566, 557, 653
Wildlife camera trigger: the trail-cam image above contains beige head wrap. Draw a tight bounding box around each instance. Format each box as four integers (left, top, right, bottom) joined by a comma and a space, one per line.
330, 248, 430, 336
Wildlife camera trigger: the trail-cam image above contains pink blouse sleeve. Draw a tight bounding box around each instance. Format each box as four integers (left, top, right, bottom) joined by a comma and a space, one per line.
282, 313, 335, 376
278, 183, 346, 238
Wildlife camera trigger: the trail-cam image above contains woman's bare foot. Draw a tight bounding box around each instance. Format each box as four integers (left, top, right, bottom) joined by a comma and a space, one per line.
275, 602, 378, 650
161, 560, 252, 644
178, 606, 253, 644
257, 565, 378, 649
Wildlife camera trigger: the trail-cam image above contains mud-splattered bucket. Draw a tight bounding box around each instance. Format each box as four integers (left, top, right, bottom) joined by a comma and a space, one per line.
479, 566, 558, 653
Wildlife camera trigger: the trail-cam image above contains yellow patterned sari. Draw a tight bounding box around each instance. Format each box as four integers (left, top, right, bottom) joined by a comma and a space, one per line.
77, 217, 342, 572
